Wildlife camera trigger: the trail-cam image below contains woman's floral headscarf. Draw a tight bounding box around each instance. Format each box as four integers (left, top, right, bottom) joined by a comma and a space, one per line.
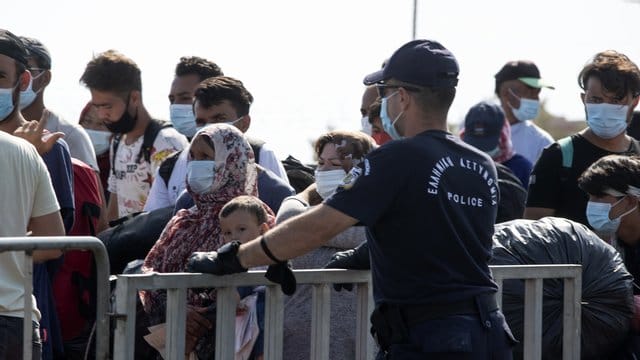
141, 123, 257, 311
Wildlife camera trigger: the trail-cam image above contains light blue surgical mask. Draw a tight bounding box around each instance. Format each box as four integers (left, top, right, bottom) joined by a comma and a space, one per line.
0, 82, 18, 121
586, 197, 635, 235
187, 160, 216, 194
586, 103, 629, 139
85, 129, 112, 155
380, 91, 403, 140
509, 98, 539, 123
170, 104, 197, 138
19, 71, 45, 110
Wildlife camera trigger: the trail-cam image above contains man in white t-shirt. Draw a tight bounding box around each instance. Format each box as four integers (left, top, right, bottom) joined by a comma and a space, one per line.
144, 75, 289, 211
80, 50, 189, 220
0, 29, 65, 359
495, 60, 555, 164
19, 36, 98, 172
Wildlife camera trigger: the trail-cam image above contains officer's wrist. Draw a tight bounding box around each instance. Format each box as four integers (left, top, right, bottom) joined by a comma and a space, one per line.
236, 244, 250, 270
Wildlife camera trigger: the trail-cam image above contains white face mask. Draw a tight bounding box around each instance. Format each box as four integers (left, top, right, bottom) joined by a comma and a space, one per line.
85, 129, 111, 155
187, 160, 216, 194
170, 104, 197, 138
19, 71, 44, 110
508, 90, 539, 122
585, 103, 629, 139
315, 169, 347, 199
361, 116, 372, 135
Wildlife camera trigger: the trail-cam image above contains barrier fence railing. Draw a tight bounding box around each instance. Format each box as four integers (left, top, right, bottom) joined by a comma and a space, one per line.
491, 264, 582, 360
113, 264, 582, 360
0, 236, 581, 360
112, 269, 375, 360
0, 236, 111, 360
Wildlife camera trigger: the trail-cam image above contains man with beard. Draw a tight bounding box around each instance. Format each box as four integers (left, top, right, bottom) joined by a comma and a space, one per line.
80, 50, 188, 221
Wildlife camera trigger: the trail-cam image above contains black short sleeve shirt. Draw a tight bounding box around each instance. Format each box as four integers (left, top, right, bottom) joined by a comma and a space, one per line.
526, 134, 640, 227
326, 130, 498, 305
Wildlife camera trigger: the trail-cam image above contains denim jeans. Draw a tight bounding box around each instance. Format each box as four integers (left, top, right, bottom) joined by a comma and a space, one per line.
0, 315, 42, 360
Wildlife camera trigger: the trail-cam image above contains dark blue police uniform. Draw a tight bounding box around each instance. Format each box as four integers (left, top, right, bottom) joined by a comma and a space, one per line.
326, 130, 516, 359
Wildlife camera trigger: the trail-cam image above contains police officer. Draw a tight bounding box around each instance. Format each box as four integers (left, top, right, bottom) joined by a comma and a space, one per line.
187, 39, 516, 359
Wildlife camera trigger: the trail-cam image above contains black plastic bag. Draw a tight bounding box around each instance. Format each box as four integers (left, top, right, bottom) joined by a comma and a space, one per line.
490, 217, 634, 359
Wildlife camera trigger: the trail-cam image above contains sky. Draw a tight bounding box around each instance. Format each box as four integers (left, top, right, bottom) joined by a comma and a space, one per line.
4, 0, 640, 162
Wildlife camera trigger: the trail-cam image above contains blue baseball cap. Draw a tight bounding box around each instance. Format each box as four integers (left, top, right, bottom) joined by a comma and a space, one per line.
462, 101, 505, 152
363, 39, 459, 88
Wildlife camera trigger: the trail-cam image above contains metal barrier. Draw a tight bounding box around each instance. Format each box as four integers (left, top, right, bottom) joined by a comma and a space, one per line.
492, 264, 582, 360
0, 241, 580, 360
113, 269, 374, 360
113, 265, 582, 360
0, 236, 111, 360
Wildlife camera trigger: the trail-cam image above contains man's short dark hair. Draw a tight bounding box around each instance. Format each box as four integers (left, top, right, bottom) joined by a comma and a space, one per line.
194, 76, 253, 116
79, 50, 142, 94
19, 36, 51, 70
386, 78, 456, 115
578, 155, 640, 197
175, 56, 223, 82
578, 50, 640, 99
219, 195, 268, 224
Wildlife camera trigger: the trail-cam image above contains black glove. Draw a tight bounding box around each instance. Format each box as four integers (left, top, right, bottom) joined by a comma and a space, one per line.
324, 242, 370, 291
186, 241, 248, 275
265, 262, 297, 295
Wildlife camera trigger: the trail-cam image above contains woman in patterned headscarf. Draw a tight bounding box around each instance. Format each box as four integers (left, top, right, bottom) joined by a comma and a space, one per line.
139, 123, 262, 358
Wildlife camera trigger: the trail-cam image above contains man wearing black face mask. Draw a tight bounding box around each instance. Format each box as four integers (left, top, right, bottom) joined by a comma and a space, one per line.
80, 50, 188, 221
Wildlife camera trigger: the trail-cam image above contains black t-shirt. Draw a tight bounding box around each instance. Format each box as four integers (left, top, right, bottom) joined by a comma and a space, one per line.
326, 130, 498, 305
526, 134, 640, 227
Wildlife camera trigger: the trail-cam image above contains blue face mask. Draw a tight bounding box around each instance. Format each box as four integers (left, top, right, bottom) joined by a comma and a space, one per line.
170, 104, 197, 138
380, 91, 403, 140
187, 160, 216, 194
586, 197, 635, 235
19, 71, 45, 110
508, 89, 539, 122
0, 81, 18, 121
85, 129, 111, 155
586, 103, 629, 139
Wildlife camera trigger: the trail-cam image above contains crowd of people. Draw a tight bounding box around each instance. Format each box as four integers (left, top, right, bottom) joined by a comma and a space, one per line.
2, 24, 640, 359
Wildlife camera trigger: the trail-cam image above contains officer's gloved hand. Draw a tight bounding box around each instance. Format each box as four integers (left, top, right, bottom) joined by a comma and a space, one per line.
265, 261, 297, 295
324, 242, 370, 292
186, 241, 248, 275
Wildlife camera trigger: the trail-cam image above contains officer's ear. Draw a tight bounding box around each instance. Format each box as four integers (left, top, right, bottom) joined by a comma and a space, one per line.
398, 87, 414, 112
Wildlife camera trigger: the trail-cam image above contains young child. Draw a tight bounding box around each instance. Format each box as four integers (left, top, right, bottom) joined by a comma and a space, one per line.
219, 195, 274, 360
219, 195, 272, 245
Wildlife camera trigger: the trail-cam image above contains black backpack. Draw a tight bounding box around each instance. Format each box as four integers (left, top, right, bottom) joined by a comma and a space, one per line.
281, 155, 316, 193
111, 119, 173, 176
495, 162, 527, 223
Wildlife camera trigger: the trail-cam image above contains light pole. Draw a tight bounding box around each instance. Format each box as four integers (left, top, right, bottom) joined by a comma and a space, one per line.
412, 0, 418, 39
